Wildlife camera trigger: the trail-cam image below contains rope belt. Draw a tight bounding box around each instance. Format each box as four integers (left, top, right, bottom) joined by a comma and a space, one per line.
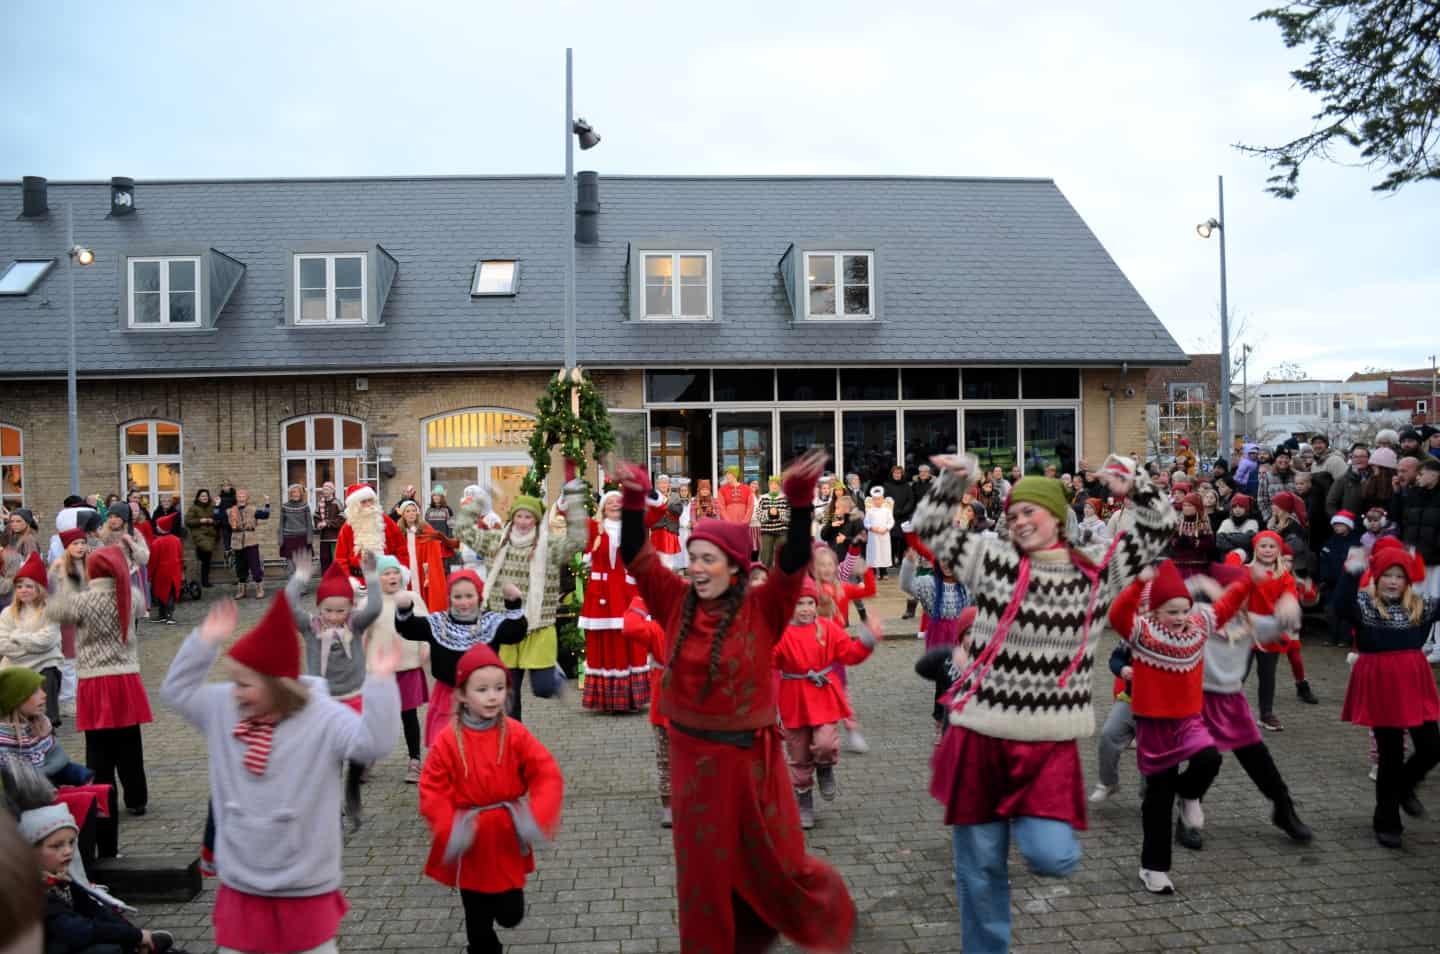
780, 665, 834, 688
443, 800, 528, 863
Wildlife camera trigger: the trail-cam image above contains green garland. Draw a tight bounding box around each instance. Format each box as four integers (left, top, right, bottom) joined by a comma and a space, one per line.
521, 370, 616, 501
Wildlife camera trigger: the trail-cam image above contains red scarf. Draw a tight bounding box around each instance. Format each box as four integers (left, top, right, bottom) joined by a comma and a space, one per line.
233, 716, 277, 775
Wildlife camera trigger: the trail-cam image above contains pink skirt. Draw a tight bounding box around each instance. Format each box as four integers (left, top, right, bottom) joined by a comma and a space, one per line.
397, 668, 429, 711
1342, 650, 1440, 728
1202, 691, 1263, 752
76, 673, 153, 732
1135, 714, 1215, 776
424, 679, 455, 748
213, 885, 347, 952
930, 725, 1087, 829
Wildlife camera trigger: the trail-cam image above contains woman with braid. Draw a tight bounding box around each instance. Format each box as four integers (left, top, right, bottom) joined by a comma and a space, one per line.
914, 453, 1175, 953
615, 449, 855, 954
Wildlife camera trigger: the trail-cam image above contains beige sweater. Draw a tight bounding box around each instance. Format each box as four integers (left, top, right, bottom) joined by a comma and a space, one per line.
47, 578, 140, 679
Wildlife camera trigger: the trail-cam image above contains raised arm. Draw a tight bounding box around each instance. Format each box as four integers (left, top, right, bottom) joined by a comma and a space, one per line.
618, 468, 689, 628
1106, 577, 1145, 642
1100, 467, 1179, 600
393, 592, 436, 644
1206, 576, 1255, 631
285, 566, 313, 632
553, 480, 591, 565
350, 561, 384, 633
911, 457, 986, 589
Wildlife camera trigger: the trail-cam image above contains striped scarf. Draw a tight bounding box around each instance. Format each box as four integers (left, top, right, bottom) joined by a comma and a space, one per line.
233, 716, 277, 775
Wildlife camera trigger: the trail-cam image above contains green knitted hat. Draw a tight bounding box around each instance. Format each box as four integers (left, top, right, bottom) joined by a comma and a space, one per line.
509, 495, 544, 520
0, 667, 43, 715
1007, 477, 1069, 523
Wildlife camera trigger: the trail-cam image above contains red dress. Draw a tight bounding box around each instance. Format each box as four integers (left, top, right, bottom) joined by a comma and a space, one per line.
419, 715, 564, 892
630, 542, 856, 954
333, 516, 404, 580
622, 596, 670, 728
149, 533, 184, 604
397, 524, 451, 612
580, 520, 647, 712
773, 618, 873, 728
646, 494, 684, 569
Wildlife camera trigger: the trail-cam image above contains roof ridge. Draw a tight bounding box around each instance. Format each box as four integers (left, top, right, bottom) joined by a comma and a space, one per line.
1, 173, 1057, 187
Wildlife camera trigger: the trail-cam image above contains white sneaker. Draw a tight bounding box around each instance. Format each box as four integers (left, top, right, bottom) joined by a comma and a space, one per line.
1089, 783, 1119, 803
1139, 868, 1175, 894
1369, 765, 1379, 782
845, 730, 869, 754
1180, 797, 1205, 830
1427, 648, 1440, 665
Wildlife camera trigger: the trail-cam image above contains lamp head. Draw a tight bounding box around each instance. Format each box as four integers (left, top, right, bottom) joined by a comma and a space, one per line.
573, 118, 601, 150
1196, 218, 1220, 239
69, 245, 94, 266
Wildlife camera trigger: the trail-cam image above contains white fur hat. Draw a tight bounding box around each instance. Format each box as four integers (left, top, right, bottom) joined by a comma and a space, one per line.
18, 804, 78, 845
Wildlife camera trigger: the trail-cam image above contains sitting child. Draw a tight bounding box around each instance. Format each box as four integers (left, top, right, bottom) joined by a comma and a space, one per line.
0, 668, 92, 788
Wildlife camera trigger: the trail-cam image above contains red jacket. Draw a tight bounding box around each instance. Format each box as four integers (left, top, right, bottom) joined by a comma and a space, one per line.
579, 520, 633, 631
818, 566, 875, 626
333, 515, 404, 579
397, 524, 451, 613
621, 596, 670, 727
773, 618, 873, 727
419, 716, 563, 893
1247, 565, 1299, 653
149, 533, 184, 603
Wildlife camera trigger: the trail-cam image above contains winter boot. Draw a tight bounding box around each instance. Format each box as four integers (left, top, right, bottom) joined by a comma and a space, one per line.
254, 581, 265, 600
817, 765, 837, 801
1295, 680, 1319, 705
235, 582, 247, 599
1271, 794, 1313, 842
796, 788, 815, 829
1175, 815, 1203, 851
404, 759, 421, 784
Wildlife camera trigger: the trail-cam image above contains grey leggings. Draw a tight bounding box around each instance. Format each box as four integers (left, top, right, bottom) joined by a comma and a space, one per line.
1096, 700, 1135, 788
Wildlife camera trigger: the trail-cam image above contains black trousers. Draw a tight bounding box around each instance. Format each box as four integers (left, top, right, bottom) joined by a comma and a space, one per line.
1248, 650, 1279, 717
1230, 741, 1288, 802
195, 548, 212, 586
461, 888, 525, 954
402, 707, 422, 760
319, 539, 338, 573
1140, 746, 1221, 872
505, 666, 562, 722
85, 725, 147, 812
1373, 721, 1440, 834
234, 545, 263, 583
42, 665, 61, 726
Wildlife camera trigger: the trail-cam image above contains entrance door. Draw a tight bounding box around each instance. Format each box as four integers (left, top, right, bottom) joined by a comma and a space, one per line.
426, 457, 532, 519
717, 412, 772, 485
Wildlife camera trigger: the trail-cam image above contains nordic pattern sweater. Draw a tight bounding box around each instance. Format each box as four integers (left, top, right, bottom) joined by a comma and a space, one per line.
912, 467, 1176, 741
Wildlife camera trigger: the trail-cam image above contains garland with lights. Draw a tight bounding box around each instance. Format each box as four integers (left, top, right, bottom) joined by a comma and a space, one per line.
521, 369, 616, 501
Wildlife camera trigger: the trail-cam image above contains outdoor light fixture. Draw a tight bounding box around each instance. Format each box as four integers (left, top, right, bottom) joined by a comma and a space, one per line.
573, 117, 601, 150
69, 245, 94, 266
1196, 218, 1220, 239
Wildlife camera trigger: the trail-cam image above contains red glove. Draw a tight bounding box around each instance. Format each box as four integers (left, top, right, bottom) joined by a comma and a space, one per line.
781, 448, 827, 507
615, 462, 652, 511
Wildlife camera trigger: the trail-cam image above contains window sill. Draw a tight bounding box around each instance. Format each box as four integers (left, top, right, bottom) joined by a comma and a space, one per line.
286, 321, 386, 330
791, 317, 885, 326
626, 317, 720, 324
120, 325, 215, 334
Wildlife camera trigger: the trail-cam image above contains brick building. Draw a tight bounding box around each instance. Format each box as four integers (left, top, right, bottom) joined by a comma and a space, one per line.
1, 173, 1183, 559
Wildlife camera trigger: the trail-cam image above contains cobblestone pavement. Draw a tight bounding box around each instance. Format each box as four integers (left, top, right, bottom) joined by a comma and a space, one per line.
68, 576, 1440, 953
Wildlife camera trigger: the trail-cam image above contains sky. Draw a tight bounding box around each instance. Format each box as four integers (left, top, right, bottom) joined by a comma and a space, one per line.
3, 0, 1435, 381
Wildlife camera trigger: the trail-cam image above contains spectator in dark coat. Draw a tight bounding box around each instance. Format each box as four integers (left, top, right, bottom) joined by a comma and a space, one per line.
1326, 445, 1371, 523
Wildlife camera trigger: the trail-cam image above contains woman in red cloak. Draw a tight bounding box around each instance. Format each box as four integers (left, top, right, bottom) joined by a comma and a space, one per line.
617, 449, 855, 954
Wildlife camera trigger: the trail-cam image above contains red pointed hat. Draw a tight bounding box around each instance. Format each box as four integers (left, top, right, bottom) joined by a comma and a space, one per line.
1365, 539, 1425, 586
229, 589, 302, 679
688, 518, 752, 572
1145, 560, 1191, 609
155, 513, 178, 534
455, 643, 508, 689
315, 560, 355, 604
13, 551, 48, 590
1272, 491, 1308, 527
86, 546, 131, 642
798, 575, 820, 601
59, 528, 87, 548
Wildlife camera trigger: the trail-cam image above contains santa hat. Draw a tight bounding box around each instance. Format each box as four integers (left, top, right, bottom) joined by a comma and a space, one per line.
455, 643, 508, 690
86, 546, 131, 642
1145, 560, 1191, 609
1272, 491, 1307, 527
1101, 454, 1137, 479
447, 568, 486, 599
688, 518, 752, 573
59, 528, 87, 548
1330, 510, 1356, 530
228, 590, 302, 680
13, 550, 48, 590
395, 498, 420, 515
1363, 539, 1425, 587
315, 560, 355, 604
155, 513, 178, 534
1223, 549, 1247, 567
869, 486, 884, 498
344, 483, 377, 508
599, 490, 622, 513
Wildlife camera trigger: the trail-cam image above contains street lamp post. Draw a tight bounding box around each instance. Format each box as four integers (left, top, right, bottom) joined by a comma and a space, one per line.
1197, 175, 1230, 460
65, 204, 94, 497
560, 48, 600, 481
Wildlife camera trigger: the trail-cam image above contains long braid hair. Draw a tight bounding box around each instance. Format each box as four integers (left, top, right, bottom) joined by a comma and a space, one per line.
662, 580, 747, 700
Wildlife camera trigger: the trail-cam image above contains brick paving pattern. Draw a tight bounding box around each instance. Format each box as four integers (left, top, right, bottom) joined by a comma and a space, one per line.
73, 578, 1440, 953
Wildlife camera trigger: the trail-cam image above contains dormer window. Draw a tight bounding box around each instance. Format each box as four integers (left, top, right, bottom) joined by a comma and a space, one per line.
129, 257, 200, 326
643, 252, 711, 319
804, 251, 872, 319
296, 253, 366, 323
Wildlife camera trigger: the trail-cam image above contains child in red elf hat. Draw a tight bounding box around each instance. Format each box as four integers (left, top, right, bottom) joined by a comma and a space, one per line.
1244, 531, 1310, 730
1336, 541, 1440, 848
418, 643, 562, 954
147, 513, 186, 625
0, 552, 63, 726
161, 593, 401, 953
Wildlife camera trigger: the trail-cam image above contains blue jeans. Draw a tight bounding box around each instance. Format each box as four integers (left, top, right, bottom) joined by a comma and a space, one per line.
951, 818, 1081, 953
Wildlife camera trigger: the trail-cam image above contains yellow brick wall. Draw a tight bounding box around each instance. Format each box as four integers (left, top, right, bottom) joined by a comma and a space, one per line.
1080, 367, 1150, 466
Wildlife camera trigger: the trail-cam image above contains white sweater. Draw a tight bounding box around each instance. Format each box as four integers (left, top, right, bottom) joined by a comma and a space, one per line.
0, 602, 63, 673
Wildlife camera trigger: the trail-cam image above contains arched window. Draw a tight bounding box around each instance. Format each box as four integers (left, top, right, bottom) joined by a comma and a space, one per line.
421, 410, 536, 520
1, 424, 23, 509
121, 420, 182, 511
282, 414, 367, 508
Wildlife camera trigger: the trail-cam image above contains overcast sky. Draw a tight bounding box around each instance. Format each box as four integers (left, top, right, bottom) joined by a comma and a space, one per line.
4, 0, 1434, 381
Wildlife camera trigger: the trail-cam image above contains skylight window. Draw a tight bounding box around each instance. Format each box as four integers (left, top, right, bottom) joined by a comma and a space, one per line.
472, 260, 518, 296
0, 260, 55, 296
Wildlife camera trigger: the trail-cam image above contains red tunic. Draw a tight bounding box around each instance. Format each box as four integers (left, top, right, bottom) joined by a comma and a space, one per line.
418, 715, 563, 893
333, 515, 404, 580
818, 567, 875, 627
629, 542, 856, 954
621, 596, 670, 728
397, 525, 451, 613
1248, 567, 1299, 653
581, 520, 647, 712
773, 618, 873, 728
149, 533, 184, 604
716, 481, 755, 527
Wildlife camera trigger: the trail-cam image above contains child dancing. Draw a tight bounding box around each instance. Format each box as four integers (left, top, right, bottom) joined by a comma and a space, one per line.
418, 644, 563, 954
161, 595, 401, 954
367, 555, 430, 782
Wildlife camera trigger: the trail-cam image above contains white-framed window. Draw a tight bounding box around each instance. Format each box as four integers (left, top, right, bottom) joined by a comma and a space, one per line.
121, 420, 182, 511
282, 414, 367, 508
1419, 399, 1429, 415
804, 251, 873, 319
294, 254, 366, 323
472, 260, 518, 296
1, 424, 23, 509
128, 257, 200, 326
0, 260, 55, 296
642, 251, 711, 319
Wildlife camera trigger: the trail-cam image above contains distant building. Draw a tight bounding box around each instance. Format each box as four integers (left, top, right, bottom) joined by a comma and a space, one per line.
1145, 353, 1225, 463
1347, 367, 1439, 426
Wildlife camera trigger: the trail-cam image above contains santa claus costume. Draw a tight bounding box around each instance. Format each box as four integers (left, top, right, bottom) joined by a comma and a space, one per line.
394, 499, 453, 613
581, 491, 648, 713
148, 514, 185, 625
333, 483, 405, 583
646, 476, 685, 572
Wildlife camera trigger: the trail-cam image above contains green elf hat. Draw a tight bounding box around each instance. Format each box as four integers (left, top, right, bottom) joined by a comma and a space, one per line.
1006, 477, 1069, 523
767, 474, 782, 486
725, 465, 741, 478
0, 667, 43, 715
509, 495, 545, 520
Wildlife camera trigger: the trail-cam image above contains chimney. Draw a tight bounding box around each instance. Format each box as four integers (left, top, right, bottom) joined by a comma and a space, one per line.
21, 176, 48, 218
575, 170, 599, 245
110, 177, 135, 216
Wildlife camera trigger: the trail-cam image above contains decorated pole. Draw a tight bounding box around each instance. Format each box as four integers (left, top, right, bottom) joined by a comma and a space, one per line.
521, 367, 614, 502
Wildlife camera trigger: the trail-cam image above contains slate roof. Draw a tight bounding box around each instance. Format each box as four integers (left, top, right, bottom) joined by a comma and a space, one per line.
0, 175, 1185, 377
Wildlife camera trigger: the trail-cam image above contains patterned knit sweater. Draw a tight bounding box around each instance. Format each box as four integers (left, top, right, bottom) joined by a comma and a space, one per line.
470, 524, 586, 629
46, 578, 140, 679
913, 466, 1176, 741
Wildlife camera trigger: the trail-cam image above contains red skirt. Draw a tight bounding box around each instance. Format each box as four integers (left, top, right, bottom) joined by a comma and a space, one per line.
1342, 650, 1440, 728
397, 668, 429, 711
213, 885, 347, 952
1135, 714, 1214, 776
651, 527, 682, 556
76, 673, 153, 732
582, 629, 651, 713
930, 725, 1087, 829
669, 724, 855, 953
424, 679, 455, 748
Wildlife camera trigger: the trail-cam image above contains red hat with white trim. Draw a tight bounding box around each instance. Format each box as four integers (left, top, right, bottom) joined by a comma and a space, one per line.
344, 483, 377, 508
1330, 510, 1356, 530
